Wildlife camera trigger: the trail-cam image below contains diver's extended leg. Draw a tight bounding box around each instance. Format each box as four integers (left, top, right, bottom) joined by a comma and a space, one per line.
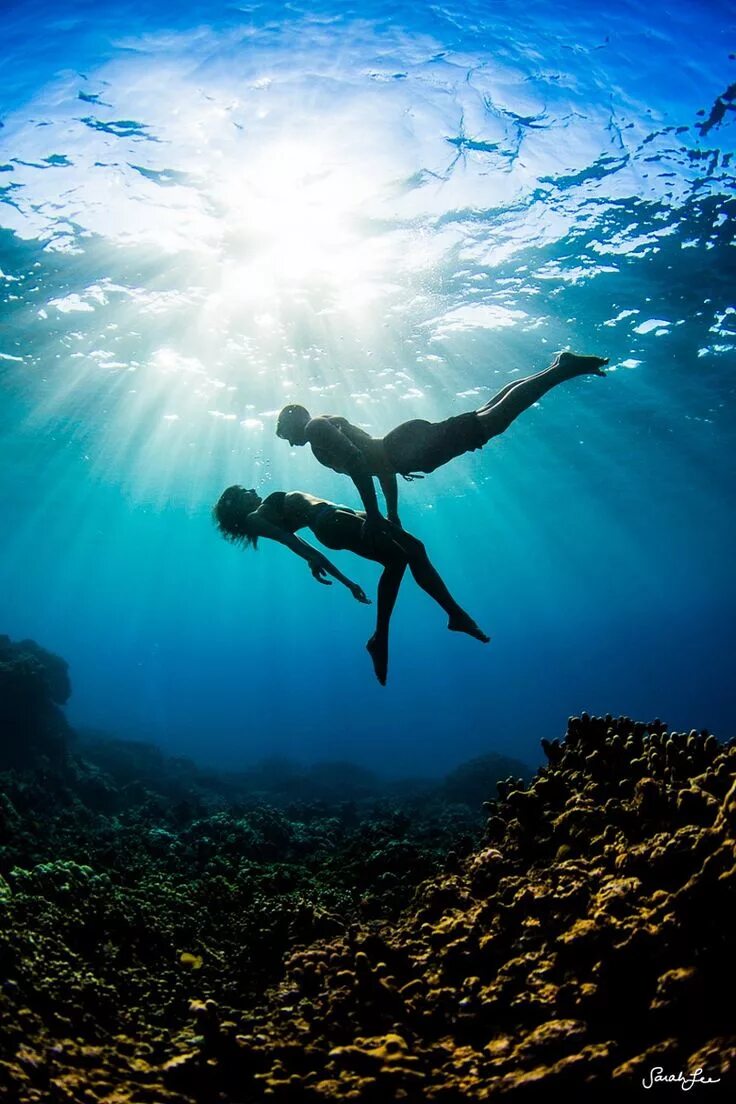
388, 530, 490, 643
366, 561, 406, 685
381, 354, 607, 476
476, 352, 608, 438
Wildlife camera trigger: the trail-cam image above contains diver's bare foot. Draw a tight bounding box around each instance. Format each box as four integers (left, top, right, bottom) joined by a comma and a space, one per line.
366, 635, 388, 685
552, 352, 609, 378
448, 612, 490, 643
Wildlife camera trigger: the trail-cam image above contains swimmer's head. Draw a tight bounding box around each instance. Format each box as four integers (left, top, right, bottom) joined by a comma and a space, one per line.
276, 404, 310, 446
213, 485, 262, 548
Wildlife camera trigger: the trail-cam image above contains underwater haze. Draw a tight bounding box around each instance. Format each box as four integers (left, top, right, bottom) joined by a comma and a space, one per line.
1, 0, 734, 776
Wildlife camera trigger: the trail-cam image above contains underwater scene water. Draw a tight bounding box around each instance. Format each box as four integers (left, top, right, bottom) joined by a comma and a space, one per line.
3, 3, 736, 1101
1, 0, 734, 777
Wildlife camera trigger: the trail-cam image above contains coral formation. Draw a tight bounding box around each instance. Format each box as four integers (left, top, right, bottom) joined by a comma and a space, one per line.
1, 639, 734, 1101
169, 713, 735, 1102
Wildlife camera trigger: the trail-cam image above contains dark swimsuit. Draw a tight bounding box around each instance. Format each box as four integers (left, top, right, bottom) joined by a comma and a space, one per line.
311, 502, 338, 526
262, 494, 354, 535
308, 501, 360, 553
310, 501, 354, 528
382, 412, 487, 476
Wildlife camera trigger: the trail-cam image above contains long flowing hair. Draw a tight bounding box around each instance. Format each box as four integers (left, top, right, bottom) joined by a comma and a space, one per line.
212, 485, 262, 548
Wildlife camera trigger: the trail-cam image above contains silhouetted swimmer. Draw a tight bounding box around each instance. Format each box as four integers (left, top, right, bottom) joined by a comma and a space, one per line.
213, 486, 489, 685
276, 352, 609, 527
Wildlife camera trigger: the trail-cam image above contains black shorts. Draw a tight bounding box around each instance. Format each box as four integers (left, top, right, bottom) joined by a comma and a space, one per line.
383, 412, 486, 475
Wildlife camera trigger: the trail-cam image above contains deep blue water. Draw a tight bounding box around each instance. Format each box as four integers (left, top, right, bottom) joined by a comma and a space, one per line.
1, 0, 734, 775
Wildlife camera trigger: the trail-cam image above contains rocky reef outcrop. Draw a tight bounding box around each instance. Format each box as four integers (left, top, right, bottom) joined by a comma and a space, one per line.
1, 641, 734, 1102
0, 635, 71, 770
170, 715, 736, 1102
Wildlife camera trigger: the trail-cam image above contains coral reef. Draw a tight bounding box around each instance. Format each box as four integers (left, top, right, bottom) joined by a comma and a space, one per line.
1, 640, 734, 1101
166, 716, 736, 1102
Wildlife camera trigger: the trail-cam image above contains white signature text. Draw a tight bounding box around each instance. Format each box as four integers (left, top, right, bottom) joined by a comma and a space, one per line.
642, 1067, 721, 1091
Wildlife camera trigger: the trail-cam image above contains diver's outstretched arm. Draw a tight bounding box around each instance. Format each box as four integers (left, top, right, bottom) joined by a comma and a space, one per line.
379, 473, 401, 527
246, 514, 370, 603
476, 352, 608, 440
307, 419, 385, 524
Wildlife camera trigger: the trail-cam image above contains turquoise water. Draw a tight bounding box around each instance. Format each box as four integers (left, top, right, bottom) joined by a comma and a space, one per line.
1, 0, 734, 775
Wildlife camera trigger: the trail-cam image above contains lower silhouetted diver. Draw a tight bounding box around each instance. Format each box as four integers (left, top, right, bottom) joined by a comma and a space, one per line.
276, 352, 609, 527
213, 486, 489, 685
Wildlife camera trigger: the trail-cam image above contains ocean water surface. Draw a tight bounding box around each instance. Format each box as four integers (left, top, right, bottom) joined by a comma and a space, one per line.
1, 0, 734, 774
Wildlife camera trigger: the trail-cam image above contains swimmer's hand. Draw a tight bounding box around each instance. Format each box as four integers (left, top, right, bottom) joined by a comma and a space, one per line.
309, 558, 333, 586
348, 582, 371, 605
307, 552, 369, 602
400, 472, 425, 482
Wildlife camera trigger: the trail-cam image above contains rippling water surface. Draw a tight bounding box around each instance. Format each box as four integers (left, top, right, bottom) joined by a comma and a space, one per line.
1, 0, 734, 771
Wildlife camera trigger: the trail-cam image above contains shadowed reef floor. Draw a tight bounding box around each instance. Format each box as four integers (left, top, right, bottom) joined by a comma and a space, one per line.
0, 635, 734, 1101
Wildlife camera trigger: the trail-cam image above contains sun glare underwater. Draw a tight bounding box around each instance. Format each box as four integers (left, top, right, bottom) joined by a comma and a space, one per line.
1, 0, 734, 775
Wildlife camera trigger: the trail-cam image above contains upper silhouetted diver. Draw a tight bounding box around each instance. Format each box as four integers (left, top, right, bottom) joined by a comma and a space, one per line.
213, 486, 489, 685
276, 351, 608, 527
